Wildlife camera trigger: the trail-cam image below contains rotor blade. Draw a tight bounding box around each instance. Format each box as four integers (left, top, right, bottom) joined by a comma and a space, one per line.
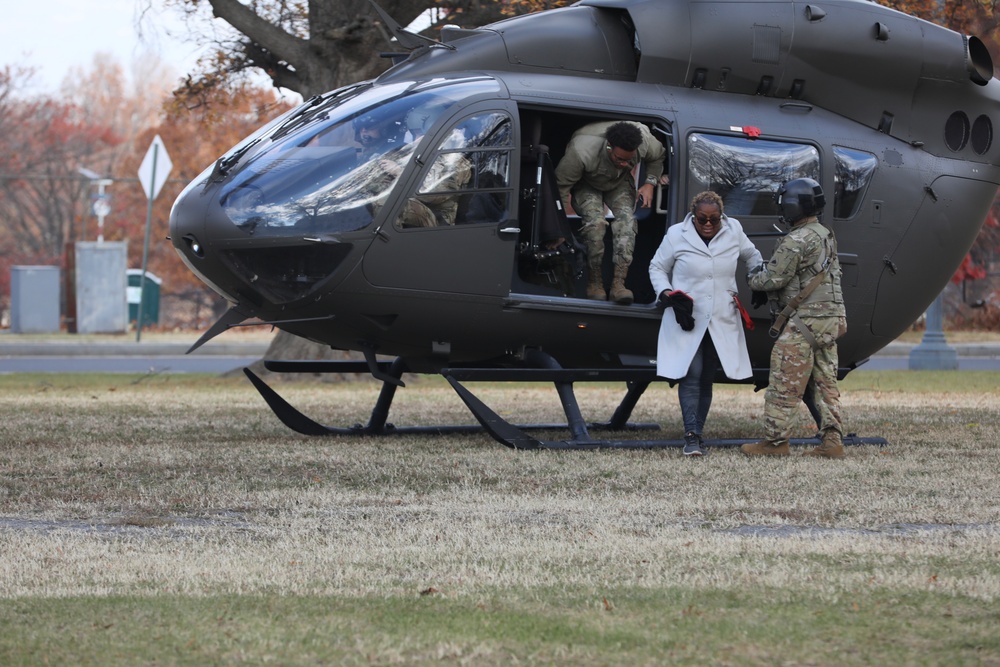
367, 0, 445, 51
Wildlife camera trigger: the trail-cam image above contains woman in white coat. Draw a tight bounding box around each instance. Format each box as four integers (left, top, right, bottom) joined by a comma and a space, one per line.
648, 191, 763, 456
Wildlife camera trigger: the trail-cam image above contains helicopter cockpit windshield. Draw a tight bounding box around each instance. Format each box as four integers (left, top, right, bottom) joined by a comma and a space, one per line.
217, 78, 502, 238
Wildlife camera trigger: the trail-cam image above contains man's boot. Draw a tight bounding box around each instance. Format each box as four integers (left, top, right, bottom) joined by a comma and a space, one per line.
740, 439, 790, 457
586, 270, 606, 300
803, 429, 845, 459
609, 264, 634, 305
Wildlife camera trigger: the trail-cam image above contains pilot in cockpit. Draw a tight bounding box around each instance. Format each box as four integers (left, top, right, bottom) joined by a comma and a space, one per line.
353, 110, 405, 161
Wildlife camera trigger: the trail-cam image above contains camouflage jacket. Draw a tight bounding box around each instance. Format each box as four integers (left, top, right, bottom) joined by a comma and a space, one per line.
749, 217, 846, 318
554, 121, 665, 205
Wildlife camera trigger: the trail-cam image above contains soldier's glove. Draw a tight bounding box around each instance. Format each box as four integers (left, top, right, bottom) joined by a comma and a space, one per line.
751, 290, 769, 309
658, 290, 695, 331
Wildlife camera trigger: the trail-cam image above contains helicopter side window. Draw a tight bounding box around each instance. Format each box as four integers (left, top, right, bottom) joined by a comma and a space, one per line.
395, 112, 513, 229
687, 133, 819, 218
218, 83, 496, 238
832, 146, 877, 219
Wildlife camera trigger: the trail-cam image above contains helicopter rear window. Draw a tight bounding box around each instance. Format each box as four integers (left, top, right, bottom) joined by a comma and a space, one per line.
832, 146, 877, 219
687, 133, 819, 217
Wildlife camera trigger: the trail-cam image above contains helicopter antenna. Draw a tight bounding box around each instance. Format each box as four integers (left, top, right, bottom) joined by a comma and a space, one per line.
367, 0, 454, 51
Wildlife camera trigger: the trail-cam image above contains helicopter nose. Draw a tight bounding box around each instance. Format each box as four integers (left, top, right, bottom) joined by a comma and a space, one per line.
170, 176, 208, 261
170, 173, 242, 302
171, 164, 363, 310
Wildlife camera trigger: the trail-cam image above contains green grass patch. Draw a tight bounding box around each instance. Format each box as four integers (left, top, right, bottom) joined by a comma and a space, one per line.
1, 370, 999, 664
1, 588, 997, 666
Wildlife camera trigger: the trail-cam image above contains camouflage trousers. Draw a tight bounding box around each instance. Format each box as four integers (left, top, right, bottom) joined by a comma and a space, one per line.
763, 316, 847, 443
571, 182, 637, 273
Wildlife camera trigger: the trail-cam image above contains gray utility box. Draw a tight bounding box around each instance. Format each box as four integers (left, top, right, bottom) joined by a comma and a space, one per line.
75, 242, 128, 334
10, 265, 61, 333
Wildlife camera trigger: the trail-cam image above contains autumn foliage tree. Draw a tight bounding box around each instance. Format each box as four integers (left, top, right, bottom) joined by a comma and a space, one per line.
0, 65, 123, 317
0, 52, 296, 329
162, 0, 516, 101
100, 82, 295, 328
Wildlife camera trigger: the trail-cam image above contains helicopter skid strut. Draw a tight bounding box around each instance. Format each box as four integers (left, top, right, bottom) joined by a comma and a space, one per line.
245, 355, 888, 450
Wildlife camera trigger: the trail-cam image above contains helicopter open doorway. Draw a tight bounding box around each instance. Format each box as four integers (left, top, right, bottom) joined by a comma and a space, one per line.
511, 107, 675, 308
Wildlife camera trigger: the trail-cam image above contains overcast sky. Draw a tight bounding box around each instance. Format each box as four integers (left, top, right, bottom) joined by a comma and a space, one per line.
0, 0, 210, 94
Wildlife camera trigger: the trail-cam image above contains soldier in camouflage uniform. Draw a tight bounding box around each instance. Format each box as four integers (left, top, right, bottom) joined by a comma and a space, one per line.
742, 178, 848, 459
396, 151, 473, 228
555, 121, 667, 304
395, 105, 473, 228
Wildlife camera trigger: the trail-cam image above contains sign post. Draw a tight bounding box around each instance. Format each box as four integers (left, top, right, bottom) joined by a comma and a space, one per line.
136, 135, 173, 342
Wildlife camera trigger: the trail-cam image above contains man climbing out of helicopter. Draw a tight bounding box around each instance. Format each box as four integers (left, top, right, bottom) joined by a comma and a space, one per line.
554, 120, 668, 304
742, 178, 848, 459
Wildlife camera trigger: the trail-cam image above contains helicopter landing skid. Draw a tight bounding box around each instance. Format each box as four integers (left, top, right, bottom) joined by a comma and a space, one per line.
443, 375, 887, 450
244, 358, 888, 450
243, 359, 661, 439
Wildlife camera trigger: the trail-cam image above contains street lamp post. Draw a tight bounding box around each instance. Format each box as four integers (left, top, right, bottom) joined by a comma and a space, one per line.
77, 168, 113, 243
908, 292, 959, 370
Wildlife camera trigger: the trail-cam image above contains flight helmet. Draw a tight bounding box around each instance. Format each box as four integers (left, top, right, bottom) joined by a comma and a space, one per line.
353, 110, 404, 148
405, 101, 450, 138
777, 177, 826, 224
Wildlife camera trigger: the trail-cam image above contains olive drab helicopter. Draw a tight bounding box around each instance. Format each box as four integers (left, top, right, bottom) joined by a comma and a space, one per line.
169, 0, 1000, 449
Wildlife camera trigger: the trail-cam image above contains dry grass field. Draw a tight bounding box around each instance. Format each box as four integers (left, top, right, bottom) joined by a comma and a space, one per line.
0, 371, 998, 666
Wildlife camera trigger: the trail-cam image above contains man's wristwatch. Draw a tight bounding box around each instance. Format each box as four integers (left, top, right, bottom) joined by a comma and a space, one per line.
645, 175, 658, 185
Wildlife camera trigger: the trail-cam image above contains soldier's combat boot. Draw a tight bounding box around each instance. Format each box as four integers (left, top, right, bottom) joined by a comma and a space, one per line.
609, 264, 634, 305
740, 439, 790, 457
586, 271, 606, 300
803, 429, 845, 459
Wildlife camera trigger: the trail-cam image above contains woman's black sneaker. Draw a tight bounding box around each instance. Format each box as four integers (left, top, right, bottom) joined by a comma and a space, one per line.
683, 432, 707, 457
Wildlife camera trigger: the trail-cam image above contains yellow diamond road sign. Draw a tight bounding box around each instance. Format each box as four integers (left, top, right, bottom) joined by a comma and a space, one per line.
138, 135, 173, 201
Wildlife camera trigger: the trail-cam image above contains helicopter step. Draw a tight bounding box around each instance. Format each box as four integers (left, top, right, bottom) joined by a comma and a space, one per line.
245, 354, 887, 450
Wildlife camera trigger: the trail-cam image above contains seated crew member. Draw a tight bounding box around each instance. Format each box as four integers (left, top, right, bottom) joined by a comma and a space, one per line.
396, 103, 473, 228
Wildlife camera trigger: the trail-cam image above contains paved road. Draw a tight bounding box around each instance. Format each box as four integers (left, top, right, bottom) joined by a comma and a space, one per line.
0, 339, 268, 374
1, 346, 998, 374
855, 356, 1000, 371
0, 355, 260, 374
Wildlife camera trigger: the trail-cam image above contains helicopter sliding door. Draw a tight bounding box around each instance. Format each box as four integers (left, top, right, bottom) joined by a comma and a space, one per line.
362, 103, 518, 296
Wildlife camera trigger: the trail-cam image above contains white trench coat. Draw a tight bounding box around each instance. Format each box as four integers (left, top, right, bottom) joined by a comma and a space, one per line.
648, 213, 763, 380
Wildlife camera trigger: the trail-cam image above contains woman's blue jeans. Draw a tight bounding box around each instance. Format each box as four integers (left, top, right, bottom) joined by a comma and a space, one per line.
678, 334, 719, 436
